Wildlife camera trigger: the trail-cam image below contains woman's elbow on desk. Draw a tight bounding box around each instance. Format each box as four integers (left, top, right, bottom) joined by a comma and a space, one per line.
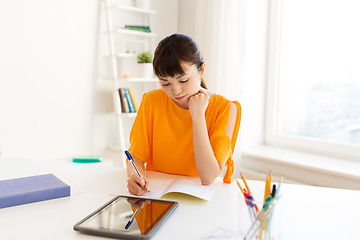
199, 172, 220, 185
199, 162, 224, 185
201, 178, 215, 186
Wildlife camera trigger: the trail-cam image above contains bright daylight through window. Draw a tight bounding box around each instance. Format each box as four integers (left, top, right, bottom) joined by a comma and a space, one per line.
274, 0, 360, 147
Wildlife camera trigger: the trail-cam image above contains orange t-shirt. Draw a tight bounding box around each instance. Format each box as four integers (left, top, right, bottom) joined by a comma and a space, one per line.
128, 89, 232, 177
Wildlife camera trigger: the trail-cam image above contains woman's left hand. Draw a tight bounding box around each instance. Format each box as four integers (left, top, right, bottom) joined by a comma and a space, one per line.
188, 88, 209, 120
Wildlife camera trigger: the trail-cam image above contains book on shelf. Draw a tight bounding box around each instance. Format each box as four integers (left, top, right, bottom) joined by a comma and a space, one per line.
124, 25, 151, 33
118, 88, 139, 113
124, 88, 135, 113
119, 88, 130, 113
0, 174, 70, 209
128, 88, 139, 112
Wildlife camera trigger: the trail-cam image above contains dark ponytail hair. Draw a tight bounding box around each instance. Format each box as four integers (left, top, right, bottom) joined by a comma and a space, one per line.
153, 33, 207, 89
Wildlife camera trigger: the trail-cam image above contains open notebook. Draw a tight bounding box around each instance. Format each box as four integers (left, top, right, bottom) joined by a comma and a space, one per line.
120, 171, 217, 201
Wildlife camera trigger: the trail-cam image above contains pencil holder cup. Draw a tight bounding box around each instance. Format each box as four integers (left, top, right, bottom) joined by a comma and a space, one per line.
242, 194, 283, 240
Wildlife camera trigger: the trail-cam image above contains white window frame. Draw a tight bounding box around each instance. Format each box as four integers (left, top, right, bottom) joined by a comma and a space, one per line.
265, 0, 360, 161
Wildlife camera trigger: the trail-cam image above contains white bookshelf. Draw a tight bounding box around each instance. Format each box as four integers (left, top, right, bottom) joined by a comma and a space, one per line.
112, 5, 157, 15
116, 28, 158, 37
125, 77, 158, 82
99, 0, 158, 167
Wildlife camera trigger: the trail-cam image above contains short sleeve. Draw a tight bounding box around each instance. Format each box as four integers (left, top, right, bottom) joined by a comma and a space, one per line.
128, 93, 151, 163
208, 102, 232, 163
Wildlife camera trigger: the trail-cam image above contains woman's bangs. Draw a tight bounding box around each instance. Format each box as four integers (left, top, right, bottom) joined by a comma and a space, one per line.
154, 51, 184, 78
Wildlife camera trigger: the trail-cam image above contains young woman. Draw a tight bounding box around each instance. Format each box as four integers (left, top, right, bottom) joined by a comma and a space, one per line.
127, 33, 238, 195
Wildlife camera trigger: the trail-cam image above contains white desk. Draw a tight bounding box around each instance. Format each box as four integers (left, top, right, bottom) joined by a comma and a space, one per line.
0, 157, 359, 240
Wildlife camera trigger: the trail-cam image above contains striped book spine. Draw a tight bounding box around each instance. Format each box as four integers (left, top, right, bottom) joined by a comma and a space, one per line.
119, 88, 130, 113
124, 88, 135, 113
128, 88, 139, 112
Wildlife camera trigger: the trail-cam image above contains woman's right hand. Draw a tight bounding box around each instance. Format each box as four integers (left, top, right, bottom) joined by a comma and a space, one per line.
127, 174, 150, 196
188, 88, 209, 120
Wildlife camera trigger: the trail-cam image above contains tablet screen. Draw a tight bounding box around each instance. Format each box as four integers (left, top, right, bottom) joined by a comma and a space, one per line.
74, 196, 178, 239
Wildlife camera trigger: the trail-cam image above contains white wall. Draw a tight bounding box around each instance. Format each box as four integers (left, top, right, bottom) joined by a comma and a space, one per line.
0, 0, 179, 161
152, 0, 179, 41
0, 0, 99, 160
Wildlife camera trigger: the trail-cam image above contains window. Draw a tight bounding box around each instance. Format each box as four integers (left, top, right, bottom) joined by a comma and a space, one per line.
266, 0, 360, 159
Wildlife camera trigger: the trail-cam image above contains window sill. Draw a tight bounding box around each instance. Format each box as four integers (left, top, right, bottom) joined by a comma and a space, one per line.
240, 145, 360, 190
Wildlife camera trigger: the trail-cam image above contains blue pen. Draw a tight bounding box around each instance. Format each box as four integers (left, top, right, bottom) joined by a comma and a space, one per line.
125, 150, 148, 192
125, 208, 140, 229
125, 150, 143, 179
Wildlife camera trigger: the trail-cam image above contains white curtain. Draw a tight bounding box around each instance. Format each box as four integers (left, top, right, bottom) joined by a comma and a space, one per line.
179, 0, 269, 165
183, 0, 246, 169
191, 0, 245, 101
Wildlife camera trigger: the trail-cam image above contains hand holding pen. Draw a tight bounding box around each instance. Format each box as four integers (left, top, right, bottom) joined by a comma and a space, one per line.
125, 150, 150, 195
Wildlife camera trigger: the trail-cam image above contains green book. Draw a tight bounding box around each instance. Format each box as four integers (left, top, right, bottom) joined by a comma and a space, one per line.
72, 158, 102, 163
125, 25, 151, 33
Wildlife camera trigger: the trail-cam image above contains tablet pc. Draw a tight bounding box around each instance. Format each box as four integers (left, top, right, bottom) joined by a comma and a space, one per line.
74, 195, 178, 239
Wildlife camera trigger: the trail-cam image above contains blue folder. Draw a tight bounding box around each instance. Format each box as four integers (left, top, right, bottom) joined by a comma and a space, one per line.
0, 174, 71, 209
